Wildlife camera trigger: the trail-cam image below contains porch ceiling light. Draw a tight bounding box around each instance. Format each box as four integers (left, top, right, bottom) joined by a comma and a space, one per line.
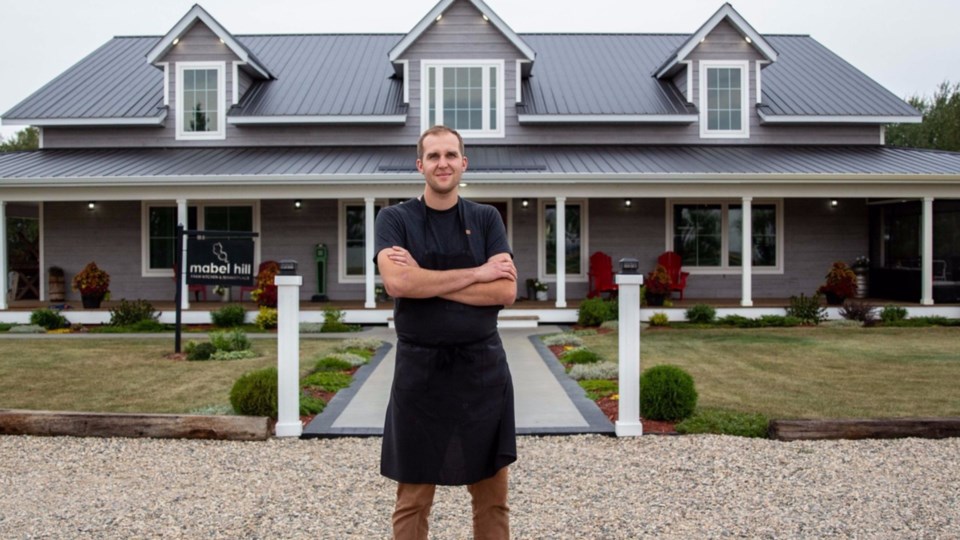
521, 199, 530, 209
294, 199, 302, 209
830, 199, 839, 208
87, 201, 96, 211
624, 198, 633, 208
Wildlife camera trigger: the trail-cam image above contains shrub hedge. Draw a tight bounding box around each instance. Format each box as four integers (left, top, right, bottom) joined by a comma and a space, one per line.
640, 364, 697, 421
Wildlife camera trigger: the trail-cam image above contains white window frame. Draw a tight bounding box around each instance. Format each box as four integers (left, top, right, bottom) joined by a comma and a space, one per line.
699, 60, 750, 139
338, 200, 384, 284
141, 201, 260, 277
537, 199, 589, 283
665, 199, 783, 275
176, 61, 226, 140
420, 59, 505, 138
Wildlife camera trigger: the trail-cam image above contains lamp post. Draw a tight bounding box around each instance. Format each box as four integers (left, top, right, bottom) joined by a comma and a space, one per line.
275, 259, 302, 437
615, 258, 643, 437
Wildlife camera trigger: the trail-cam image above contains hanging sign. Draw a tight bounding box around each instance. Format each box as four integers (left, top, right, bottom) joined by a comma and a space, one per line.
186, 238, 255, 286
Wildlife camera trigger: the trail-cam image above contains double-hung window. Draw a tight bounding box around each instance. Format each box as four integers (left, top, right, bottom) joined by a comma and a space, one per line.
339, 201, 383, 282
539, 200, 588, 282
699, 60, 749, 138
421, 60, 504, 137
176, 62, 226, 140
669, 200, 781, 273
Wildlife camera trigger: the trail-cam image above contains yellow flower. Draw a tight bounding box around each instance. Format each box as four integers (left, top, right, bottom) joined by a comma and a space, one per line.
610, 394, 620, 401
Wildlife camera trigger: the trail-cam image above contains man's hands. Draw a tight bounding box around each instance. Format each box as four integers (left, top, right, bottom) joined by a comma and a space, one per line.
476, 253, 517, 283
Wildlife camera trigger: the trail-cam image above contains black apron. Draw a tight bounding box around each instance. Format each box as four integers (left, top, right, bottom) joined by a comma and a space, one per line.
380, 199, 517, 486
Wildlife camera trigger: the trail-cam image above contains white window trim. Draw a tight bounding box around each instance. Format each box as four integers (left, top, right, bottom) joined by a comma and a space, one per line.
537, 199, 589, 283
665, 199, 783, 275
338, 200, 384, 284
141, 201, 260, 277
699, 60, 750, 139
175, 61, 226, 140
420, 59, 506, 138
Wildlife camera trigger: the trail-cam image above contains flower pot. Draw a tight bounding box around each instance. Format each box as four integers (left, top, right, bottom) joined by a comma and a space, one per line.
535, 291, 549, 301
646, 293, 666, 306
81, 294, 103, 309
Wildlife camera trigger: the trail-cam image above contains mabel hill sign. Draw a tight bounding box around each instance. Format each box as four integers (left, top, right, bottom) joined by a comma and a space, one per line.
187, 239, 255, 286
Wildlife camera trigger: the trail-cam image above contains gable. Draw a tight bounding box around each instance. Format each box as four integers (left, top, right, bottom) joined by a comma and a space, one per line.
158, 21, 242, 65
687, 19, 767, 63
401, 0, 528, 60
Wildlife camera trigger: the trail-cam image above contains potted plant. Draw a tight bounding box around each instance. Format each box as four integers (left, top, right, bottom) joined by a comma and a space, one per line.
645, 264, 672, 306
818, 261, 857, 305
533, 280, 549, 301
251, 260, 280, 308
71, 262, 110, 308
213, 284, 231, 302
851, 256, 870, 298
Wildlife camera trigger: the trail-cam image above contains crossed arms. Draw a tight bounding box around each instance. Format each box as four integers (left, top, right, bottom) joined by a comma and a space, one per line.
377, 246, 517, 307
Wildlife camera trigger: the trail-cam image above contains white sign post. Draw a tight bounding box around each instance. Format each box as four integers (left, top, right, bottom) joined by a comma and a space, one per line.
615, 272, 644, 437
274, 261, 303, 438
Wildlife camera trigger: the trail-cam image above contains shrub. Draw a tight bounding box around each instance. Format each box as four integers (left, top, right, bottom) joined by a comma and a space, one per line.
568, 362, 618, 381
129, 319, 166, 332
300, 322, 325, 333
542, 333, 583, 347
817, 261, 857, 301
300, 393, 326, 415
321, 308, 354, 332
786, 293, 827, 325
108, 299, 159, 326
579, 379, 618, 400
210, 349, 259, 360
759, 315, 802, 327
211, 304, 246, 328
9, 324, 46, 333
562, 347, 602, 364
337, 337, 383, 351
649, 312, 670, 327
685, 304, 716, 324
187, 342, 218, 361
676, 408, 769, 438
255, 307, 278, 330
251, 261, 280, 308
599, 320, 619, 331
0, 323, 14, 332
839, 300, 877, 323
324, 352, 368, 367
210, 329, 251, 352
315, 357, 354, 372
717, 314, 757, 327
303, 371, 353, 393
577, 297, 618, 326
640, 364, 698, 421
30, 309, 69, 330
230, 367, 278, 418
880, 305, 908, 323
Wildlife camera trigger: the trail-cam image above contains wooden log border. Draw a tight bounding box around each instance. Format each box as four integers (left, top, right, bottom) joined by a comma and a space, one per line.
769, 417, 960, 441
0, 409, 270, 441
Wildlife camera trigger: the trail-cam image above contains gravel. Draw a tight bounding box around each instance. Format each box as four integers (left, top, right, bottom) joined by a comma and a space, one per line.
1, 434, 958, 539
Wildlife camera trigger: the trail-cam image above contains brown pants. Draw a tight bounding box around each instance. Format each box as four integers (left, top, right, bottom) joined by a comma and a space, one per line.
392, 467, 510, 540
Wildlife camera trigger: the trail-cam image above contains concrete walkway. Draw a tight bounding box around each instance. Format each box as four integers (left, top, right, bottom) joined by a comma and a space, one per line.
303, 326, 613, 437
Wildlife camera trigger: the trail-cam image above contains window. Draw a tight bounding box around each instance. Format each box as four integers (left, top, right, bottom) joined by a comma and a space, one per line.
142, 202, 257, 276
669, 200, 781, 273
422, 60, 504, 137
539, 200, 588, 281
339, 202, 383, 282
699, 61, 749, 138
176, 62, 225, 140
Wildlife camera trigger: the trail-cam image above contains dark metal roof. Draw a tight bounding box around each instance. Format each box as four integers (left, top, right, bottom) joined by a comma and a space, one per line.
2, 146, 959, 180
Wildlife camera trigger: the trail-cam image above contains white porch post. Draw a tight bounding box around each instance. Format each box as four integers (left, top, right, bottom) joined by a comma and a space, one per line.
615, 272, 644, 437
177, 198, 189, 310
554, 197, 567, 308
0, 201, 7, 310
364, 197, 376, 309
274, 265, 303, 438
741, 197, 753, 307
921, 197, 934, 305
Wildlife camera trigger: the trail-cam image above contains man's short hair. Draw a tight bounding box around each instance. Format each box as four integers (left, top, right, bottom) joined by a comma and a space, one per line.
417, 125, 464, 159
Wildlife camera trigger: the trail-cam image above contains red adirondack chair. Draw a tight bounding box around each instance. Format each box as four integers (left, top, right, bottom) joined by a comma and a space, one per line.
172, 264, 207, 302
657, 251, 690, 300
587, 251, 619, 298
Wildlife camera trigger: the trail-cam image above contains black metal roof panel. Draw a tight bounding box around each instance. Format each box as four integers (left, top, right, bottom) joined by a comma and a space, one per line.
2, 146, 959, 180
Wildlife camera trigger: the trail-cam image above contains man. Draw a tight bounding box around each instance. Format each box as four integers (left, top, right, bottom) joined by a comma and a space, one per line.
374, 125, 517, 540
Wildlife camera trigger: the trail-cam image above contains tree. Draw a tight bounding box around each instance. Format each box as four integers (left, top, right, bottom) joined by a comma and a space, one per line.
886, 81, 960, 152
0, 127, 40, 152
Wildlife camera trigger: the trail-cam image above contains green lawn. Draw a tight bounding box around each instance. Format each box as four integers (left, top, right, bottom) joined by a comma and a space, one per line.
0, 338, 341, 414
579, 326, 960, 419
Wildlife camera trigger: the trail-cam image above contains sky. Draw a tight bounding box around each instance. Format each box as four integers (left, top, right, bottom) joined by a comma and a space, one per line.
1, 0, 958, 140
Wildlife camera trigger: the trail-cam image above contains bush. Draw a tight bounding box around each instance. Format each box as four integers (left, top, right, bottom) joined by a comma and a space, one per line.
30, 309, 69, 330
337, 337, 383, 351
187, 342, 218, 361
211, 304, 246, 328
758, 315, 802, 327
255, 307, 278, 330
676, 409, 769, 438
568, 362, 618, 381
880, 305, 908, 323
299, 322, 324, 333
9, 324, 46, 333
315, 357, 354, 372
321, 308, 355, 332
230, 367, 278, 418
210, 329, 251, 352
209, 349, 259, 360
649, 312, 670, 327
787, 293, 827, 325
600, 320, 619, 331
324, 352, 368, 367
543, 333, 583, 347
640, 365, 698, 421
562, 347, 602, 365
129, 319, 167, 332
300, 393, 326, 415
717, 314, 758, 327
109, 299, 159, 327
302, 371, 353, 393
685, 304, 716, 324
839, 300, 877, 323
577, 297, 618, 326
579, 379, 618, 400
0, 323, 14, 332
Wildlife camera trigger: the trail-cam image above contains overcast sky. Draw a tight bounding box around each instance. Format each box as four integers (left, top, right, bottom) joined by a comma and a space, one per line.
2, 0, 958, 140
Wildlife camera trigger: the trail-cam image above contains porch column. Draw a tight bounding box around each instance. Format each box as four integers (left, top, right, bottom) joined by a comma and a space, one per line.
364, 197, 376, 309
0, 201, 7, 310
921, 197, 934, 305
741, 197, 753, 307
554, 197, 567, 308
177, 198, 189, 310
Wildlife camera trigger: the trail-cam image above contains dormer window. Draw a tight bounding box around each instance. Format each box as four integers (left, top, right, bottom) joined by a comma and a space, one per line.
699, 60, 749, 139
176, 62, 226, 140
421, 60, 504, 138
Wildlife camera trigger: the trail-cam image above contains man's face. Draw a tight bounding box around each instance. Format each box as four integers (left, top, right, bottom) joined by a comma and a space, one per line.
416, 132, 467, 196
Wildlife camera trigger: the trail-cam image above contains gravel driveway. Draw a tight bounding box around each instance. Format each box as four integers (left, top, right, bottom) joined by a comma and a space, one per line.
1, 434, 958, 538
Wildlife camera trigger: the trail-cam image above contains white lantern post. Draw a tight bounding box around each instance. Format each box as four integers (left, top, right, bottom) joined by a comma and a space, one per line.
615, 259, 644, 437
274, 260, 303, 438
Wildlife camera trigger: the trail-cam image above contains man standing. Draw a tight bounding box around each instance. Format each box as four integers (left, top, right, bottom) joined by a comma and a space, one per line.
375, 125, 517, 540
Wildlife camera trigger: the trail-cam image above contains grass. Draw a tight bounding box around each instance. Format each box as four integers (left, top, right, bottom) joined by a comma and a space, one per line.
0, 338, 341, 414
578, 326, 960, 419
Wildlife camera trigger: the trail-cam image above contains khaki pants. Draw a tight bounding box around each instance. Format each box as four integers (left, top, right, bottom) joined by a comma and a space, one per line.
392, 467, 509, 540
